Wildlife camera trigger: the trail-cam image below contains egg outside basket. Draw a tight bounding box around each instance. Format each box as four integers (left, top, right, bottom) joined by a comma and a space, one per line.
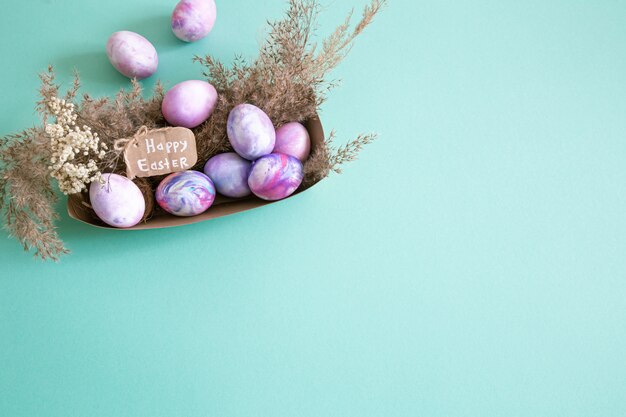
67, 117, 324, 230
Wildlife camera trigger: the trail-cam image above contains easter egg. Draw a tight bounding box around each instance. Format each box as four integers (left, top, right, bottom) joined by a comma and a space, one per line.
274, 122, 311, 162
156, 171, 215, 217
162, 80, 218, 128
171, 0, 217, 42
227, 104, 276, 160
106, 31, 158, 79
248, 153, 304, 201
89, 173, 145, 228
204, 153, 252, 198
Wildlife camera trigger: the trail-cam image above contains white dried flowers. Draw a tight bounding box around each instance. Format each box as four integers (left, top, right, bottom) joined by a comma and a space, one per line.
45, 97, 107, 194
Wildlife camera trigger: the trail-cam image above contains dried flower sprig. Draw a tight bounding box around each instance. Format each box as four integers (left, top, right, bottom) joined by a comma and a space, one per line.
45, 97, 107, 195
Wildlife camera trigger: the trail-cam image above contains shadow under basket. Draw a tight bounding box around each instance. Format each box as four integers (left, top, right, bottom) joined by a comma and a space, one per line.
67, 117, 325, 230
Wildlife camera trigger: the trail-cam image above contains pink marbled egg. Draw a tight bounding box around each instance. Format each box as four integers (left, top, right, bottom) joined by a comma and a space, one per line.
162, 80, 218, 128
156, 171, 216, 217
106, 31, 158, 79
171, 0, 217, 42
89, 174, 145, 228
248, 153, 303, 201
227, 104, 276, 161
274, 122, 311, 162
204, 152, 252, 198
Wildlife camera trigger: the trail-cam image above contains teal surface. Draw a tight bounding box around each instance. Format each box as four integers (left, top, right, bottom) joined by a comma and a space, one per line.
1, 0, 626, 415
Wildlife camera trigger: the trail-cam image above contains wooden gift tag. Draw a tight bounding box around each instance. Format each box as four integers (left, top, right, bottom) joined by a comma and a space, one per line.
120, 127, 198, 179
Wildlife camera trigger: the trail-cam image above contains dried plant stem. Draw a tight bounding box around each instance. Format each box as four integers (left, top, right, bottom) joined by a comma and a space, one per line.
193, 0, 387, 164
329, 132, 378, 174
0, 128, 68, 260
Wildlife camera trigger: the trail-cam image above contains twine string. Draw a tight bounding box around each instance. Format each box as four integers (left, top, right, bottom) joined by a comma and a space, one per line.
111, 126, 151, 180
113, 126, 149, 151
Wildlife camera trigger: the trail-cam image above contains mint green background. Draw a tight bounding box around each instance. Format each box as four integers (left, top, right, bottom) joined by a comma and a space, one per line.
1, 0, 626, 415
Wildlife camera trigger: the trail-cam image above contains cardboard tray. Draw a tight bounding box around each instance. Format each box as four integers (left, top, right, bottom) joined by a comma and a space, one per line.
67, 117, 324, 230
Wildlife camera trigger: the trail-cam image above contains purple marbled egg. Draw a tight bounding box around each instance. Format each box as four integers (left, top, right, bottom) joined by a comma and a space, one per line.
172, 0, 217, 42
89, 174, 146, 228
227, 104, 276, 160
203, 152, 252, 198
274, 122, 311, 162
248, 153, 304, 201
156, 171, 216, 217
106, 31, 158, 79
162, 80, 218, 128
